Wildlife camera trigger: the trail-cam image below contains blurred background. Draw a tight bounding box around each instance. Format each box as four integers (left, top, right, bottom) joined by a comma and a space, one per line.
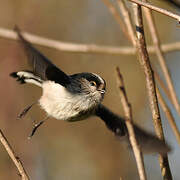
0, 0, 180, 179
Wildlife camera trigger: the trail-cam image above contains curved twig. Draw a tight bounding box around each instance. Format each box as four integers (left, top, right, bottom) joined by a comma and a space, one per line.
0, 129, 29, 180
0, 27, 180, 55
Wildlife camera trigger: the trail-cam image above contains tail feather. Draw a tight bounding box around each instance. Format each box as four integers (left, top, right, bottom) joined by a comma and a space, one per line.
10, 71, 43, 87
133, 125, 171, 154
10, 72, 26, 84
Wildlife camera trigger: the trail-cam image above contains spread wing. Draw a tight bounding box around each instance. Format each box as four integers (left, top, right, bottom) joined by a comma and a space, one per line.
15, 26, 70, 86
95, 104, 170, 154
95, 104, 127, 136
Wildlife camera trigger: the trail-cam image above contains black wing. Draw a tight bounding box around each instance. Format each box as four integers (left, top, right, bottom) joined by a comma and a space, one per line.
95, 104, 127, 136
15, 26, 70, 86
95, 104, 170, 154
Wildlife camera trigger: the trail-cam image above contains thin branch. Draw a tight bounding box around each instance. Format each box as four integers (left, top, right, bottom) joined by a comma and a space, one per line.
117, 0, 137, 46
154, 71, 174, 106
128, 0, 180, 22
143, 2, 180, 117
0, 27, 134, 55
132, 4, 172, 180
101, 0, 132, 42
0, 27, 180, 55
156, 87, 180, 147
116, 67, 147, 180
0, 129, 29, 180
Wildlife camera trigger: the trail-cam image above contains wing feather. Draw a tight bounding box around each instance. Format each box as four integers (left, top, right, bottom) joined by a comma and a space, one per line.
95, 104, 170, 154
15, 26, 70, 86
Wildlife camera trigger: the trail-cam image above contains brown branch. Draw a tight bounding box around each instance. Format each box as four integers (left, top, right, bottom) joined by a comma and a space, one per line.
117, 0, 137, 46
155, 72, 180, 146
143, 3, 180, 117
112, 1, 173, 177
128, 0, 180, 22
156, 87, 180, 147
101, 0, 132, 42
116, 67, 147, 180
0, 129, 30, 180
1, 27, 180, 55
154, 71, 174, 106
132, 4, 172, 180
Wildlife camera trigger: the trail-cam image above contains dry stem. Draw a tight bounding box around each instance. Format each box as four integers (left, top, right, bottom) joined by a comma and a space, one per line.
154, 71, 174, 106
0, 129, 29, 180
1, 27, 180, 55
128, 0, 180, 22
116, 67, 147, 180
132, 4, 172, 180
117, 0, 137, 46
156, 87, 180, 146
101, 0, 132, 42
143, 3, 180, 118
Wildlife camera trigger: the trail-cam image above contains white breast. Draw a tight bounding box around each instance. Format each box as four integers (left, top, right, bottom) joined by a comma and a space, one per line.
39, 81, 96, 121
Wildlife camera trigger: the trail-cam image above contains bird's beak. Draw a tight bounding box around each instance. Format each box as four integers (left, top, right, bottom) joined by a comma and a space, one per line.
99, 90, 106, 94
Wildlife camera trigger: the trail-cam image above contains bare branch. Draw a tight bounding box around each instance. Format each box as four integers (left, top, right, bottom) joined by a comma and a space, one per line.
128, 0, 180, 22
101, 0, 132, 42
156, 87, 180, 147
1, 27, 180, 55
116, 67, 147, 180
117, 0, 137, 46
1, 27, 134, 55
0, 129, 29, 180
143, 2, 180, 116
154, 71, 174, 106
132, 4, 172, 180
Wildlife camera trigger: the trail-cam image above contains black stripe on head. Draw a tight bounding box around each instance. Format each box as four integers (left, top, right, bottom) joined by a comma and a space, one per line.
70, 72, 106, 90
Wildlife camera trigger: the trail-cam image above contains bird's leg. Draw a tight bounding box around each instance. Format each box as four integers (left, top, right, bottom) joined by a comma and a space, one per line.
17, 102, 37, 119
28, 116, 49, 139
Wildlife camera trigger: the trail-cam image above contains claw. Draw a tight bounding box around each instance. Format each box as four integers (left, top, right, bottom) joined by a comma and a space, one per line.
17, 102, 36, 119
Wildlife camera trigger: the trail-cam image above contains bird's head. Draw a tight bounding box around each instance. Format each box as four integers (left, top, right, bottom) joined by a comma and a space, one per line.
69, 72, 106, 103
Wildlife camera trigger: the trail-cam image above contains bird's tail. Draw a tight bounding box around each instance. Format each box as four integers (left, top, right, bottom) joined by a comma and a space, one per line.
133, 125, 171, 154
10, 71, 43, 87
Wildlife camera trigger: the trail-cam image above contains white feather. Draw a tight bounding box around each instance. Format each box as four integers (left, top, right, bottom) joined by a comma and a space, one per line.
39, 81, 99, 121
17, 71, 42, 87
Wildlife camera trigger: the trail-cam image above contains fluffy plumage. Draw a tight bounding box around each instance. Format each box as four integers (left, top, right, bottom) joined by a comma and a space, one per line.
10, 27, 171, 154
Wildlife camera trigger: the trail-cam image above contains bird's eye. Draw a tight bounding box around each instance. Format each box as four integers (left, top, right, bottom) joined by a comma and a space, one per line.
90, 81, 96, 86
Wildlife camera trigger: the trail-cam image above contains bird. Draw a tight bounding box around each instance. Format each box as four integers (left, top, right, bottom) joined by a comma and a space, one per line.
10, 27, 170, 154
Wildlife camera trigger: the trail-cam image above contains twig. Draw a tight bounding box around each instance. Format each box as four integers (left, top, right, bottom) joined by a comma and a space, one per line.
117, 0, 137, 46
113, 6, 173, 180
1, 27, 180, 55
0, 129, 29, 180
154, 71, 174, 106
0, 27, 134, 55
143, 2, 180, 117
101, 0, 132, 42
132, 4, 172, 180
156, 87, 180, 147
116, 67, 147, 180
128, 0, 180, 22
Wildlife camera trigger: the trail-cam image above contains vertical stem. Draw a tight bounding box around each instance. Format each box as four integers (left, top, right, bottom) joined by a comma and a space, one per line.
143, 4, 180, 116
116, 67, 147, 180
156, 87, 180, 147
132, 4, 172, 180
101, 0, 132, 42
